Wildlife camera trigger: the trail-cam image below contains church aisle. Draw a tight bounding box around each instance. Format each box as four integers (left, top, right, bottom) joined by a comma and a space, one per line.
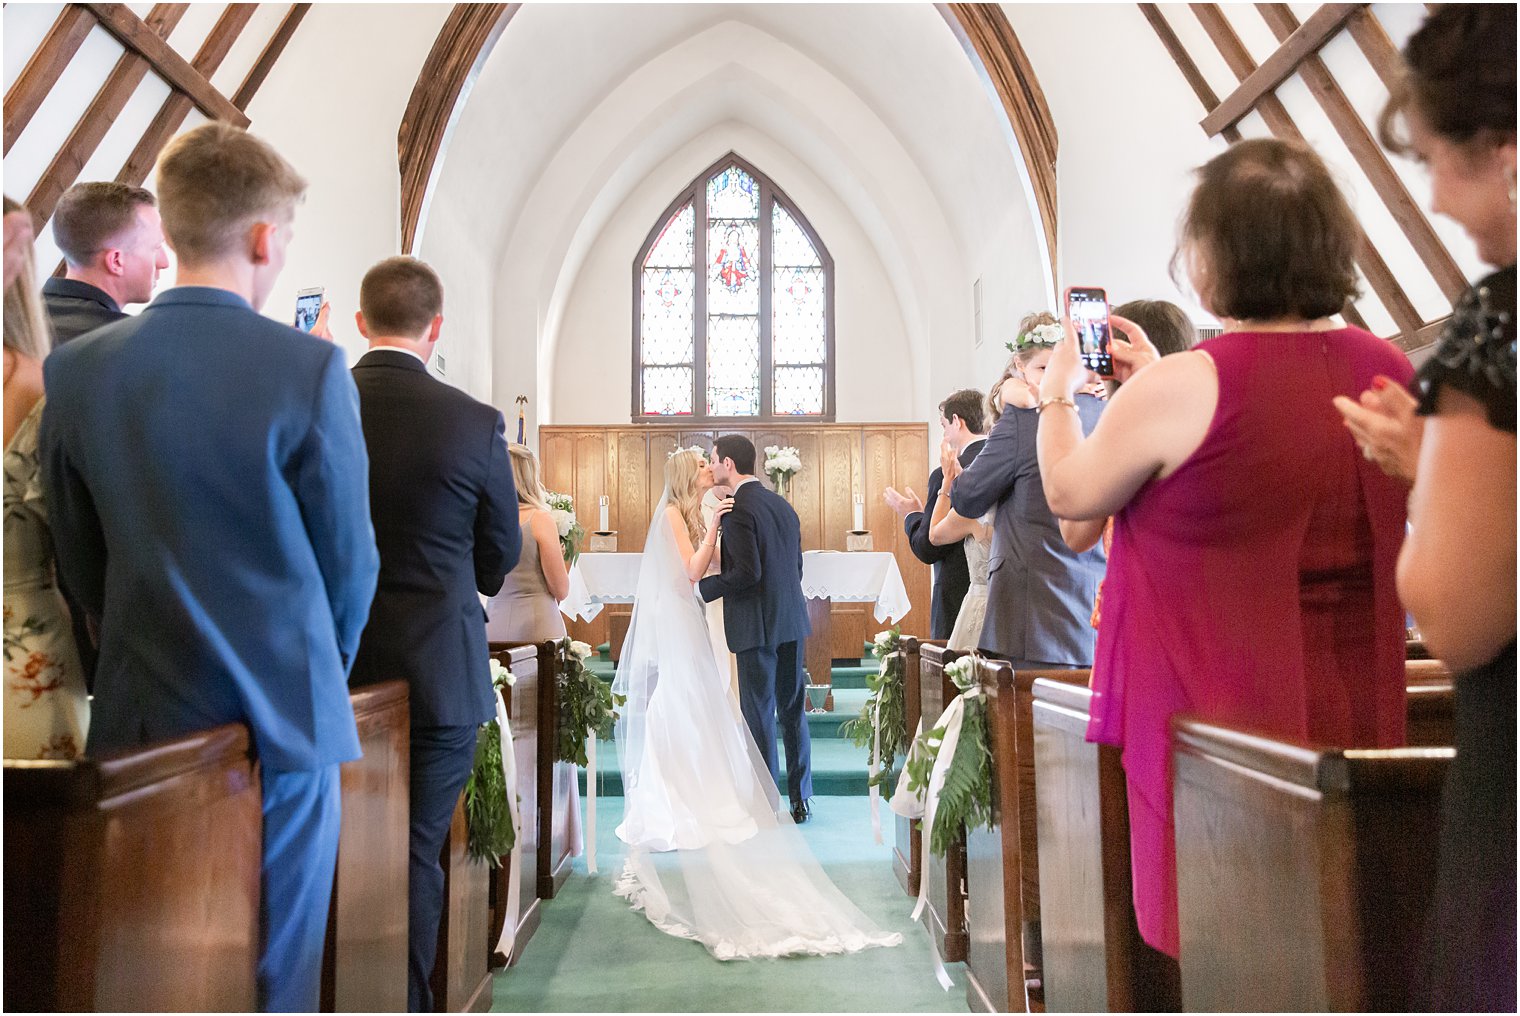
490, 795, 970, 1012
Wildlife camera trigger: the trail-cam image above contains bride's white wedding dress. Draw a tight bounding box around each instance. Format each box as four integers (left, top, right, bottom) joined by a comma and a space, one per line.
612, 492, 902, 960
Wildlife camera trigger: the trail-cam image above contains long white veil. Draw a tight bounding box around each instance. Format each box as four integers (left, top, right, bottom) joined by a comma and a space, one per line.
611, 490, 901, 960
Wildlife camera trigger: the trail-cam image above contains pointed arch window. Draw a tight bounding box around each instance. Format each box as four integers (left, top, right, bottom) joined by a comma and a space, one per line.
634, 154, 835, 422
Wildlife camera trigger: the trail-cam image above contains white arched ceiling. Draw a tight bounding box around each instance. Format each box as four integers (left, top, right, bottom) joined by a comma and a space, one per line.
419, 3, 1047, 432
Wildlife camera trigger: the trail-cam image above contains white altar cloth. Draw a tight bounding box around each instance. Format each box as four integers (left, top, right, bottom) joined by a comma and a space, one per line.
799, 551, 911, 623
561, 550, 910, 624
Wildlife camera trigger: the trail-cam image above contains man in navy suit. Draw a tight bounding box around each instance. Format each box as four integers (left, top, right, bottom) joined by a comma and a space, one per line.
699, 435, 814, 822
346, 256, 520, 1012
885, 389, 988, 639
40, 123, 379, 1012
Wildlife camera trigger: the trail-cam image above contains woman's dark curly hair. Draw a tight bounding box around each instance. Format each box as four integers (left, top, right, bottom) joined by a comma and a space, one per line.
1379, 5, 1517, 154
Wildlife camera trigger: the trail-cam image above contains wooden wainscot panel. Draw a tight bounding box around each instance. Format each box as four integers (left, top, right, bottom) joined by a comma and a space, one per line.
5, 724, 261, 1012
323, 680, 410, 1012
538, 430, 576, 498
429, 796, 491, 1012
918, 643, 968, 965
1030, 677, 1179, 1013
1172, 717, 1451, 1012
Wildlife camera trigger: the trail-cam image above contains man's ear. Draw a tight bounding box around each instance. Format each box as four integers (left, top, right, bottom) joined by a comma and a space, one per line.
101, 247, 126, 277
355, 310, 371, 339
425, 314, 443, 344
249, 220, 277, 265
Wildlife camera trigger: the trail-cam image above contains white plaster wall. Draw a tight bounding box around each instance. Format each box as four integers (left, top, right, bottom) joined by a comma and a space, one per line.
1003, 2, 1225, 329
242, 3, 451, 368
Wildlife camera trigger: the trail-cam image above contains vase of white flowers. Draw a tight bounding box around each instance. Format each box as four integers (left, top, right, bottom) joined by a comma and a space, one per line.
764, 445, 802, 501
545, 490, 584, 566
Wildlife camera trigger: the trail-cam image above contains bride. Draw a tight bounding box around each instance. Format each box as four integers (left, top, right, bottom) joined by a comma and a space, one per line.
612, 447, 902, 960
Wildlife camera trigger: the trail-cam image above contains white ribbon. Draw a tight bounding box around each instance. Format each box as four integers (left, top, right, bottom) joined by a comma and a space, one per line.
492, 690, 524, 963
584, 732, 598, 873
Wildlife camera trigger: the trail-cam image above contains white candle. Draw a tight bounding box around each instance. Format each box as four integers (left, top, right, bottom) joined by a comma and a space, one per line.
598, 496, 609, 533
853, 494, 864, 532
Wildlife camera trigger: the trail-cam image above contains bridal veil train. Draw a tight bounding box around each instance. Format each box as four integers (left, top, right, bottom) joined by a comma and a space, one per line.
612, 485, 902, 960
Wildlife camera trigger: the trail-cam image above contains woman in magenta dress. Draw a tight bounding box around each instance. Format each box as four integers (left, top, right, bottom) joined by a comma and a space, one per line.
1034, 138, 1412, 959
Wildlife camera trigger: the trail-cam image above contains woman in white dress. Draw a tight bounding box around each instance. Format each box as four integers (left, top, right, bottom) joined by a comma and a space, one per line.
613, 448, 902, 960
927, 440, 992, 651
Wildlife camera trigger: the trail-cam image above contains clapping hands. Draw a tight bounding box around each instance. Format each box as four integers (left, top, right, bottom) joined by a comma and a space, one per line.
883, 486, 923, 519
1332, 376, 1421, 482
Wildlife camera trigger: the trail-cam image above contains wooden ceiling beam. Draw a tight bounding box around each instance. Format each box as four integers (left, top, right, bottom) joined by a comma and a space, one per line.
114, 4, 266, 191
233, 3, 311, 111
1200, 3, 1365, 136
1188, 3, 1422, 338
398, 3, 517, 254
1137, 4, 1241, 142
1343, 7, 1404, 93
1257, 4, 1466, 302
5, 5, 97, 154
940, 3, 1061, 294
82, 2, 249, 127
25, 4, 191, 227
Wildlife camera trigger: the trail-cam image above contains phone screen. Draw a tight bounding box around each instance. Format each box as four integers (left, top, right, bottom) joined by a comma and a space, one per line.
1066, 287, 1113, 376
294, 290, 323, 333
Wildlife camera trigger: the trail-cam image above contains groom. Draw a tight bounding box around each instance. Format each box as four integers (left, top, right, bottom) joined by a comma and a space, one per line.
700, 435, 814, 822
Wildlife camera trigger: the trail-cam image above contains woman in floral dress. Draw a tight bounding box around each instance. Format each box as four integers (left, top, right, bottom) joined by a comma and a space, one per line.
3, 196, 87, 759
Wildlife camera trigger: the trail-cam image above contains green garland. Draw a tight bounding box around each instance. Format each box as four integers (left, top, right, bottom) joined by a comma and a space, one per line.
555, 638, 624, 766
902, 657, 994, 857
464, 661, 516, 865
840, 627, 906, 787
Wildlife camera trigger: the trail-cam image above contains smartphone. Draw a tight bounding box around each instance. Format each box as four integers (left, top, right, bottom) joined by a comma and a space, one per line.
294, 287, 324, 333
1064, 286, 1113, 376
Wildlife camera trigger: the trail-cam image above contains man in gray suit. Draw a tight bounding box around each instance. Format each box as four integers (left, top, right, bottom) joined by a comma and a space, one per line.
950, 389, 1106, 668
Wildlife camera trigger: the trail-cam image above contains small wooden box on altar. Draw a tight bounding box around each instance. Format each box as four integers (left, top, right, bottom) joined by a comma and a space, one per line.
587, 532, 617, 553
845, 530, 872, 552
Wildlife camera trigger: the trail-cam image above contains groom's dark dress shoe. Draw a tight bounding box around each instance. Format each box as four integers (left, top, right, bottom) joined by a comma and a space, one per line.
790, 799, 811, 824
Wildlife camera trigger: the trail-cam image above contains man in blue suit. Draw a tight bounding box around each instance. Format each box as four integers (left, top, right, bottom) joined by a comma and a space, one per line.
39, 123, 378, 1012
346, 256, 520, 1011
699, 435, 814, 823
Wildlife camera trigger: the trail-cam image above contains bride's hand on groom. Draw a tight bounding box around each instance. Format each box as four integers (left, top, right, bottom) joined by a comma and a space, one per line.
705, 497, 735, 545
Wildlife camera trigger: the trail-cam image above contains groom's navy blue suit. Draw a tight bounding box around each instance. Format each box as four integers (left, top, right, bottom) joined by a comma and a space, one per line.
698, 478, 813, 804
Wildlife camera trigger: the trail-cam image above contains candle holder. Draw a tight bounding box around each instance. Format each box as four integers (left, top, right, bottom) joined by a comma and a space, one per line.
846, 530, 873, 552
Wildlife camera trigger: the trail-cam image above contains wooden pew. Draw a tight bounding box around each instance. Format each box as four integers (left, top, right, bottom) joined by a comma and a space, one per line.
1405, 659, 1454, 747
918, 642, 968, 964
963, 660, 1090, 1014
485, 643, 545, 967
492, 639, 576, 900
1172, 717, 1452, 1012
4, 724, 261, 1011
430, 794, 492, 1013
322, 680, 410, 1012
893, 636, 935, 897
1030, 677, 1181, 1012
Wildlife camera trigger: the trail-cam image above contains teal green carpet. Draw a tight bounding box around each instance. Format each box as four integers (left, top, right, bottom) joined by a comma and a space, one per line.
490, 795, 968, 1012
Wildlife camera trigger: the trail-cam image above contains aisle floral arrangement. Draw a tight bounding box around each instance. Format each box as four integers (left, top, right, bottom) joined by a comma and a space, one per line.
555, 638, 622, 766
901, 655, 993, 857
545, 490, 584, 566
464, 657, 517, 864
841, 627, 907, 787
763, 445, 802, 497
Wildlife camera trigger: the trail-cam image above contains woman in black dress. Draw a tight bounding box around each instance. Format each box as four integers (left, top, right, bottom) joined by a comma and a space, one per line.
1338, 6, 1516, 1009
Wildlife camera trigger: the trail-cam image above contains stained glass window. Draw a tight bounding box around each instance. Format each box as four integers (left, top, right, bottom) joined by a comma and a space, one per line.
635, 155, 832, 421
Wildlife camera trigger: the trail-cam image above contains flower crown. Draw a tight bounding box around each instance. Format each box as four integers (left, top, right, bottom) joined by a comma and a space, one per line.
667, 445, 704, 460
1006, 322, 1064, 353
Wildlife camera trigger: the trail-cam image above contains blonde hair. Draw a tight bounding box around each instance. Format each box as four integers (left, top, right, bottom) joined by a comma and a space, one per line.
156, 122, 307, 265
987, 311, 1059, 423
664, 449, 707, 547
3, 197, 51, 360
508, 444, 550, 512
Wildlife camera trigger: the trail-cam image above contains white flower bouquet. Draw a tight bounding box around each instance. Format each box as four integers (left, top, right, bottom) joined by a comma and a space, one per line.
545, 490, 585, 566
764, 445, 802, 496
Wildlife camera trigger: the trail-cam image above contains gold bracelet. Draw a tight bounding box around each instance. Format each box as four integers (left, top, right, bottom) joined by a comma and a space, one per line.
1036, 396, 1078, 415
